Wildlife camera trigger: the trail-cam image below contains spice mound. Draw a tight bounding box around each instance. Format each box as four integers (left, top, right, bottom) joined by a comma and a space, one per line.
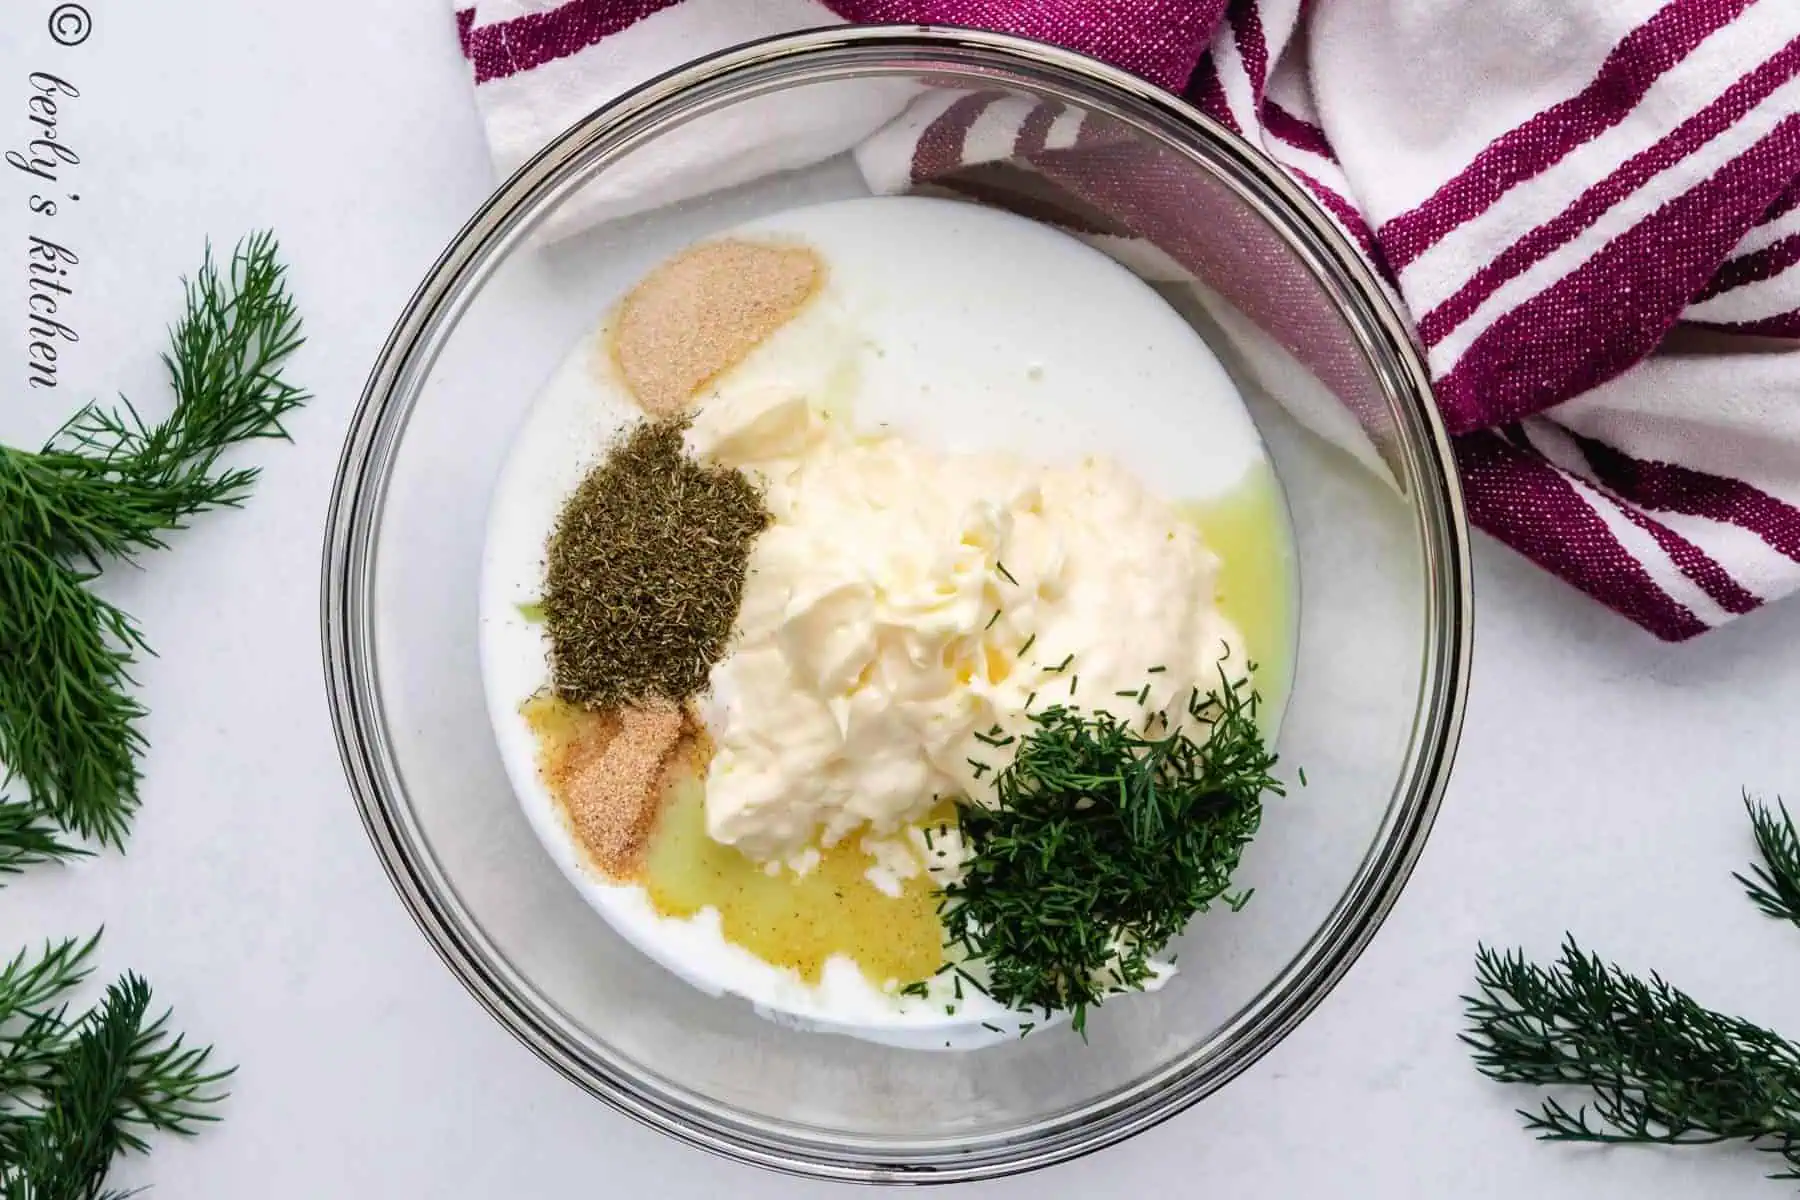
529, 697, 700, 877
611, 238, 823, 416
542, 418, 769, 709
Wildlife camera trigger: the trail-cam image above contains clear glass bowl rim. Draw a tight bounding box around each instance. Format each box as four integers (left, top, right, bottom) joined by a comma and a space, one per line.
321, 24, 1474, 1185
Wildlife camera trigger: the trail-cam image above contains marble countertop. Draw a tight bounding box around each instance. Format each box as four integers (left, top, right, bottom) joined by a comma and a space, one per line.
3, 4, 1797, 1196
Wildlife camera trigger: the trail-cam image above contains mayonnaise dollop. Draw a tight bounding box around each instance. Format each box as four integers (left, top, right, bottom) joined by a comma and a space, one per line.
690, 385, 1244, 862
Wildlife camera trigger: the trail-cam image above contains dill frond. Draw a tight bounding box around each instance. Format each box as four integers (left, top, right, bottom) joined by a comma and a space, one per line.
0, 232, 306, 857
0, 934, 232, 1198
1737, 793, 1800, 929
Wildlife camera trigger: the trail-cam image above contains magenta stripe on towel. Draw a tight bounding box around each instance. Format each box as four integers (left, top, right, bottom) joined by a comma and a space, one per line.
1764, 175, 1800, 222
1694, 232, 1800, 301
461, 0, 682, 84
1184, 53, 1241, 133
1016, 101, 1063, 156
912, 91, 1008, 183
1231, 0, 1270, 101
1612, 494, 1763, 614
1264, 100, 1334, 159
1436, 113, 1800, 431
1573, 430, 1800, 563
1381, 0, 1754, 271
456, 7, 475, 56
826, 0, 1226, 91
1419, 39, 1800, 349
1289, 166, 1378, 258
1456, 429, 1709, 639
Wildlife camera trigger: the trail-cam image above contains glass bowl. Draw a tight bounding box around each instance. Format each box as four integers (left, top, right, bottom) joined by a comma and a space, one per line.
322, 25, 1471, 1184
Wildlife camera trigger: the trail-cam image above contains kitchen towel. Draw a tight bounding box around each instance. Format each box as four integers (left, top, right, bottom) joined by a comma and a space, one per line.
453, 0, 1800, 641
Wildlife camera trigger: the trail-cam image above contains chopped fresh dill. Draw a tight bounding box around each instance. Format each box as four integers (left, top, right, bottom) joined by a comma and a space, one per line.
952, 964, 992, 998
1136, 683, 1150, 705
982, 1022, 1003, 1034
1297, 767, 1308, 787
940, 670, 1279, 1035
1227, 888, 1255, 912
953, 975, 963, 1001
898, 980, 930, 999
923, 826, 935, 850
1050, 653, 1074, 673
996, 561, 1018, 586
1024, 691, 1037, 711
972, 730, 1015, 748
967, 759, 989, 780
1069, 675, 1079, 696
1018, 633, 1036, 656
985, 609, 1001, 631
1147, 665, 1166, 674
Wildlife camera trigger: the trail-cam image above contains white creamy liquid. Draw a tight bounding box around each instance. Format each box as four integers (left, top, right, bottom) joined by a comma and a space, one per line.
480, 196, 1296, 1049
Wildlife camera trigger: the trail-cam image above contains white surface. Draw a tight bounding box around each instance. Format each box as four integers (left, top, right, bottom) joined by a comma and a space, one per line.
2, 4, 1798, 1197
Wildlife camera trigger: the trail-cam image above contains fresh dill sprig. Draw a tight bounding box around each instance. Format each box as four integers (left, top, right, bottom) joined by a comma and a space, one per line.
0, 933, 232, 1197
941, 670, 1280, 1034
1467, 793, 1800, 1189
1736, 793, 1800, 929
0, 801, 88, 878
0, 232, 306, 858
1463, 938, 1800, 1178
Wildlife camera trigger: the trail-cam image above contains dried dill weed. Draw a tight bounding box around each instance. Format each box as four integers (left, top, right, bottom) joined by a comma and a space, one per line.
543, 417, 769, 708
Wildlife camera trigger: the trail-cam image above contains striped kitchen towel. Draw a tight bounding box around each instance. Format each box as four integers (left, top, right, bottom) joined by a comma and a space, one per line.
453, 0, 1800, 641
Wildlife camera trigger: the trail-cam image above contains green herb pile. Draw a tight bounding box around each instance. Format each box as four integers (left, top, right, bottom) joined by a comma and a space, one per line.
942, 672, 1281, 1033
542, 418, 769, 709
1468, 794, 1800, 1189
1, 233, 303, 1196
